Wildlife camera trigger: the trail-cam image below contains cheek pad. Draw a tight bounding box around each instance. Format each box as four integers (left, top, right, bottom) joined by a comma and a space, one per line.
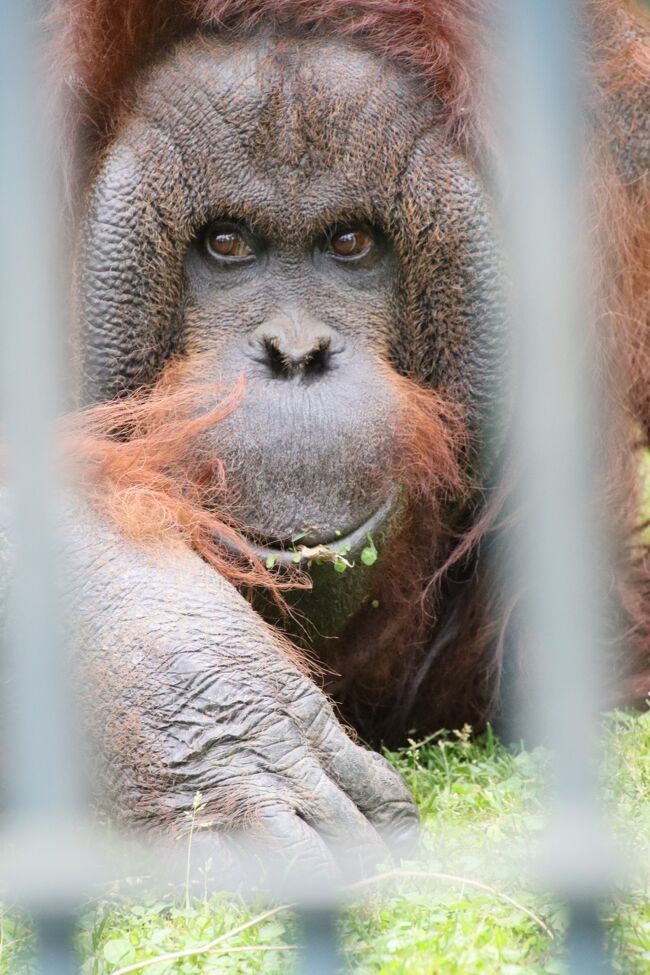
391, 133, 509, 461
78, 130, 206, 402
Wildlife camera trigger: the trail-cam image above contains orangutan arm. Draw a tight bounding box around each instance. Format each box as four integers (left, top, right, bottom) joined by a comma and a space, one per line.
53, 500, 419, 874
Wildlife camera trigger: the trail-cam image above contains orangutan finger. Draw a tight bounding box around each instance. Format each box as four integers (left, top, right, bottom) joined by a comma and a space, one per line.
316, 727, 420, 857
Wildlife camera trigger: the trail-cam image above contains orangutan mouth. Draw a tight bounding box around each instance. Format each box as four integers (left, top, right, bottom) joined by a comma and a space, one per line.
241, 493, 400, 568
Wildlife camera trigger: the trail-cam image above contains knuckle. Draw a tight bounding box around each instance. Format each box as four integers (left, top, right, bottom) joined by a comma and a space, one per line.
292, 686, 336, 738
377, 796, 420, 823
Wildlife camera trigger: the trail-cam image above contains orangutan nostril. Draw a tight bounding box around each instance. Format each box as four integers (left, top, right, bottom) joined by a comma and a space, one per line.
261, 333, 332, 378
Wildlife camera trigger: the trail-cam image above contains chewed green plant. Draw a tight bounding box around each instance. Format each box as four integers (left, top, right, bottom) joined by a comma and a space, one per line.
360, 534, 378, 566
265, 533, 379, 574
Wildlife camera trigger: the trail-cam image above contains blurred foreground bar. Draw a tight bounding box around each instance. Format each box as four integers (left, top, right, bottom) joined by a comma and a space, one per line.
503, 1, 614, 972
295, 908, 343, 975
0, 0, 81, 972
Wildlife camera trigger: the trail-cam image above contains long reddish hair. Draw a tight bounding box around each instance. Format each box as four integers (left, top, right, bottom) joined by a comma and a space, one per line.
72, 360, 469, 595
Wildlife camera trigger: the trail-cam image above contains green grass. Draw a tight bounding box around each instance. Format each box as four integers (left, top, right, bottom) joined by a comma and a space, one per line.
2, 710, 649, 975
2, 452, 649, 974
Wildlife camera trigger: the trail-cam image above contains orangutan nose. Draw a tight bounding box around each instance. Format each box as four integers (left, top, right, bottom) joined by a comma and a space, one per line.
252, 313, 339, 378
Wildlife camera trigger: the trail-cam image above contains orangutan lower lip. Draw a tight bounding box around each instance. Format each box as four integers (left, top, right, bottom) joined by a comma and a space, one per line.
226, 493, 399, 568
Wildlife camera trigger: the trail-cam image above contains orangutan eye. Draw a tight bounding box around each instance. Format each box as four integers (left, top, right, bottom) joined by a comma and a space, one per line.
327, 226, 375, 261
204, 222, 255, 262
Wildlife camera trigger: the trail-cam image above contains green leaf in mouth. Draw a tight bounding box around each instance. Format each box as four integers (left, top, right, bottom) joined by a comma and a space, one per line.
360, 534, 378, 566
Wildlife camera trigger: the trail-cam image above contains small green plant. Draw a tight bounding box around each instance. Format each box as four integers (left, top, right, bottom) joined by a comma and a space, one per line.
282, 534, 378, 574
360, 534, 378, 566
262, 530, 380, 574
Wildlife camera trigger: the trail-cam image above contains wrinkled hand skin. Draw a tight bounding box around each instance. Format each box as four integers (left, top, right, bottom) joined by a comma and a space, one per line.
60, 502, 418, 877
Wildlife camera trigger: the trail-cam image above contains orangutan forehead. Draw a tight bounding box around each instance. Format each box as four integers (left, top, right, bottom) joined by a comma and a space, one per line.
121, 31, 438, 234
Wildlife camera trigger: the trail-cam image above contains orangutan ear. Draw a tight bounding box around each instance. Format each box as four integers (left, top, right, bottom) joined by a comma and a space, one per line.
600, 9, 650, 186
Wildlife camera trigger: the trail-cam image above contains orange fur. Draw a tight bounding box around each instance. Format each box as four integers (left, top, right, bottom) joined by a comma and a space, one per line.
70, 363, 306, 601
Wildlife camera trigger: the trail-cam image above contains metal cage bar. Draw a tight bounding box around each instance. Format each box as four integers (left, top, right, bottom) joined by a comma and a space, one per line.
0, 0, 81, 972
504, 2, 614, 971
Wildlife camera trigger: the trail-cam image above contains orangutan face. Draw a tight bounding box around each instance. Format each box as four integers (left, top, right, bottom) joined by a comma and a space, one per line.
79, 33, 503, 554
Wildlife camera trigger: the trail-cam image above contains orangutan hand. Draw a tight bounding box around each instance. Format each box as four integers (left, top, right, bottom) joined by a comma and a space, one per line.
64, 502, 419, 877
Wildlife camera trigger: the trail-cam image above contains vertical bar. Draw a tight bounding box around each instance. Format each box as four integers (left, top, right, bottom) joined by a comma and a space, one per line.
295, 908, 343, 975
33, 917, 79, 975
502, 2, 613, 973
0, 0, 80, 971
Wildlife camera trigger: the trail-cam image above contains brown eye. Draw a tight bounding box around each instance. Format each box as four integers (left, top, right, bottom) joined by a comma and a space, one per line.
205, 224, 255, 261
328, 227, 374, 260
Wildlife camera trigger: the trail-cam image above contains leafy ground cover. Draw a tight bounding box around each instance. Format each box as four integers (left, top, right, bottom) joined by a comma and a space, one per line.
1, 709, 649, 975
2, 452, 649, 974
